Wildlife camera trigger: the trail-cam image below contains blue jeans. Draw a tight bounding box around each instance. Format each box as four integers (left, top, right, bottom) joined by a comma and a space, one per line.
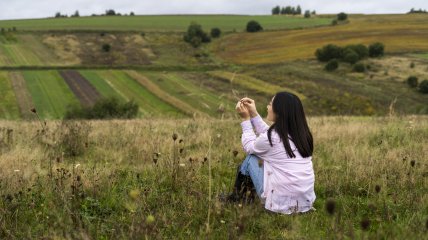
240, 154, 264, 197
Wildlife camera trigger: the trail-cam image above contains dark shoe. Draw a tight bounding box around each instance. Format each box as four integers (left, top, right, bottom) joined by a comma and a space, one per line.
219, 165, 256, 204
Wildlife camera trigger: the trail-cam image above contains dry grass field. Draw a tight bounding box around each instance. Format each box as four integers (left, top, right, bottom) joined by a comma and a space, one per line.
213, 14, 428, 64
0, 115, 427, 239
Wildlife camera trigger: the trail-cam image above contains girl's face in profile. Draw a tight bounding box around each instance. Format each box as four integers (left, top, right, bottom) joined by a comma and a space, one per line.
267, 97, 276, 122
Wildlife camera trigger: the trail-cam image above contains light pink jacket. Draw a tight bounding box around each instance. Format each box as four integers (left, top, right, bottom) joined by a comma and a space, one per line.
241, 115, 316, 214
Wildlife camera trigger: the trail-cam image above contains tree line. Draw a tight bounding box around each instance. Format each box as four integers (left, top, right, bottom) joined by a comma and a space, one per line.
271, 5, 316, 18
408, 8, 427, 14
54, 9, 136, 18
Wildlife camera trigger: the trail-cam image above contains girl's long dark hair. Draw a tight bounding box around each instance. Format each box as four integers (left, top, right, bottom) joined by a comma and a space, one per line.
267, 92, 313, 158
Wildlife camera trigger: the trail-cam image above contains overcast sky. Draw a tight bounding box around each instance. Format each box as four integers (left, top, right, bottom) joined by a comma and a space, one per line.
0, 0, 427, 20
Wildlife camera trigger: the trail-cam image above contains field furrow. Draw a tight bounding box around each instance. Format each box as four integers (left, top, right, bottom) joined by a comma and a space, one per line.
59, 70, 101, 107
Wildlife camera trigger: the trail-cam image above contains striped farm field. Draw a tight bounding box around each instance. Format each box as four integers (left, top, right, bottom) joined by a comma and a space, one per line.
137, 71, 236, 116
22, 71, 80, 119
0, 15, 332, 32
0, 71, 20, 119
213, 14, 428, 64
207, 71, 305, 100
84, 70, 184, 117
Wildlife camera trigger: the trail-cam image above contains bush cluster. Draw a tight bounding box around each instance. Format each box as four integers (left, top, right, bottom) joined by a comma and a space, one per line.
65, 97, 139, 119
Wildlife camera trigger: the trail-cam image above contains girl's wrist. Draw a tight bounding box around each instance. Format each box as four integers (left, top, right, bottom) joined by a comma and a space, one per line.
250, 111, 259, 118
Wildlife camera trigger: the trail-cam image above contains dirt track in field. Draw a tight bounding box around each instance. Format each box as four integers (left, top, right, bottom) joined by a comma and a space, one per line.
60, 70, 100, 107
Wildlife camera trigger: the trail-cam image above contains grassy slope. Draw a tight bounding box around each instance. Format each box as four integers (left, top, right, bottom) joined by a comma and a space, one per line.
0, 117, 426, 238
207, 71, 306, 100
0, 15, 331, 32
0, 72, 20, 119
140, 71, 236, 117
22, 71, 79, 119
93, 70, 184, 117
213, 14, 428, 64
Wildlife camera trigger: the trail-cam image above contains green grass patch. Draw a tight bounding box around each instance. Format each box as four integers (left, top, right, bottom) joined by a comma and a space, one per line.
22, 70, 80, 119
208, 71, 306, 100
0, 71, 20, 119
79, 70, 125, 100
94, 70, 184, 117
0, 41, 43, 66
411, 52, 428, 59
141, 72, 235, 116
0, 15, 332, 32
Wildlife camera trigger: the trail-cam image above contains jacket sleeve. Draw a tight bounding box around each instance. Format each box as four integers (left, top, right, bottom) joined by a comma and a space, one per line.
241, 120, 271, 156
250, 115, 270, 136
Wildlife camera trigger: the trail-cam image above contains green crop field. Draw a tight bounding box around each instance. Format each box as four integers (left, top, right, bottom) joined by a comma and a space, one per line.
92, 70, 184, 117
0, 72, 20, 119
0, 43, 42, 66
22, 71, 80, 119
0, 15, 332, 32
140, 72, 235, 117
79, 70, 126, 101
207, 71, 305, 100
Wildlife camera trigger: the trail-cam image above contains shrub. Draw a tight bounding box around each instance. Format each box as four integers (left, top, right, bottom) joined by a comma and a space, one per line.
342, 48, 359, 64
246, 20, 263, 32
56, 121, 90, 157
210, 28, 221, 38
102, 43, 111, 52
410, 62, 415, 68
369, 42, 385, 57
315, 44, 342, 62
418, 80, 428, 93
353, 63, 366, 72
64, 97, 139, 120
337, 12, 348, 21
344, 44, 369, 60
304, 10, 311, 18
325, 59, 339, 71
407, 76, 418, 88
183, 22, 211, 48
331, 19, 338, 26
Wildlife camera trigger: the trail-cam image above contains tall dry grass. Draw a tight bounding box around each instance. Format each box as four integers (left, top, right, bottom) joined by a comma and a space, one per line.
0, 115, 427, 239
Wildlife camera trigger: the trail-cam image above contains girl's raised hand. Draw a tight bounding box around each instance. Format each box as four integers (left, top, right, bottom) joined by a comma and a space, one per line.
240, 97, 258, 117
235, 100, 250, 120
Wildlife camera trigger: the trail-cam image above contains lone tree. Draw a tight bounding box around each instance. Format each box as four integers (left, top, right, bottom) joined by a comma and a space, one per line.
304, 10, 311, 18
72, 10, 80, 17
407, 76, 418, 88
105, 9, 116, 16
337, 12, 348, 21
419, 80, 428, 93
102, 43, 111, 52
183, 22, 211, 48
246, 20, 263, 33
130, 12, 135, 16
369, 42, 385, 57
272, 6, 280, 15
296, 5, 302, 15
210, 28, 221, 38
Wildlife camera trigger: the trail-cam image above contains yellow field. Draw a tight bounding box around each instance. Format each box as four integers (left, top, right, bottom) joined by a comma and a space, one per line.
213, 14, 428, 64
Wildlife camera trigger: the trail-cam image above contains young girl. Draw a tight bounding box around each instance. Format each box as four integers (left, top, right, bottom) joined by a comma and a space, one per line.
230, 91, 316, 214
